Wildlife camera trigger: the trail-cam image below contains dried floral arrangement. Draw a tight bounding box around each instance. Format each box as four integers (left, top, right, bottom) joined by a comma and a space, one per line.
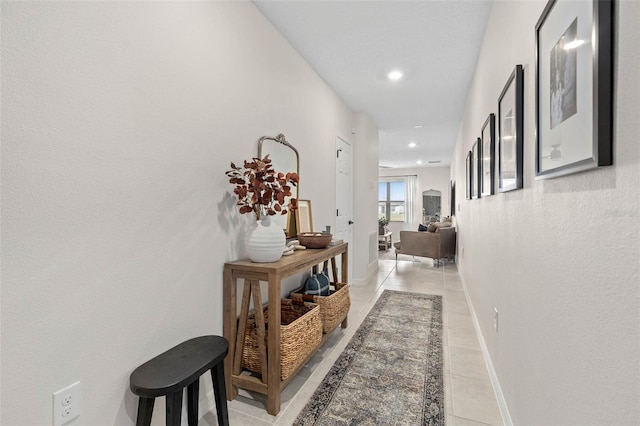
225, 155, 299, 220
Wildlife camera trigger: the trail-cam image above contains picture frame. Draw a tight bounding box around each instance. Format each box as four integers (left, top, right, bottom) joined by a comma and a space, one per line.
295, 199, 313, 235
498, 65, 524, 192
471, 139, 480, 199
450, 181, 456, 216
481, 114, 496, 197
465, 151, 472, 200
535, 0, 614, 179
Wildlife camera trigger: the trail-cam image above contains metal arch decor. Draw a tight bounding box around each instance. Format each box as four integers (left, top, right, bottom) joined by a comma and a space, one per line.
258, 133, 300, 237
535, 0, 614, 179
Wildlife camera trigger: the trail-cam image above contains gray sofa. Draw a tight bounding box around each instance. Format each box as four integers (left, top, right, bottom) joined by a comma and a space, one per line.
393, 222, 456, 267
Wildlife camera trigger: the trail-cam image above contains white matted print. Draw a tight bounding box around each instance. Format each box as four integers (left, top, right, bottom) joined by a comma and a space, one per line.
535, 0, 614, 179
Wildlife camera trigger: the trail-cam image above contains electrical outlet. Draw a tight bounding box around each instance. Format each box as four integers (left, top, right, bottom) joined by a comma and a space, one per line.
53, 382, 80, 426
62, 395, 72, 406
494, 308, 499, 332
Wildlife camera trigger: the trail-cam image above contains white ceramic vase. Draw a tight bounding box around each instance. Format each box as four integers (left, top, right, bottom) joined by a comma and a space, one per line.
245, 216, 285, 263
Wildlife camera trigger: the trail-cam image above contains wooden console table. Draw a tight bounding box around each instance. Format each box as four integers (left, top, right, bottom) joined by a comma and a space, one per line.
223, 242, 348, 415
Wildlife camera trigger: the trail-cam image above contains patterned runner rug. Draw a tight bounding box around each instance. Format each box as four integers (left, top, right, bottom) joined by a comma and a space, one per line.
295, 290, 444, 425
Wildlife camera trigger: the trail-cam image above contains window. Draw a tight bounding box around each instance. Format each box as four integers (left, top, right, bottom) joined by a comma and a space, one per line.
378, 179, 406, 222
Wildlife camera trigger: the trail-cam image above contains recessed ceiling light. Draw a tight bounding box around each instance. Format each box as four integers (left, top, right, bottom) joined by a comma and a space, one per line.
414, 125, 423, 129
408, 142, 416, 148
416, 160, 423, 165
387, 70, 403, 81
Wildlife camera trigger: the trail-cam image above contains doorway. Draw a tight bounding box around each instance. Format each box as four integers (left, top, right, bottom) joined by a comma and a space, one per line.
335, 136, 353, 282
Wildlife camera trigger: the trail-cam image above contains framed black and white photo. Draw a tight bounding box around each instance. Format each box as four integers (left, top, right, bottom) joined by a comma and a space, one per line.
471, 140, 480, 199
535, 0, 614, 179
450, 181, 456, 216
465, 151, 472, 200
481, 114, 496, 197
498, 65, 524, 192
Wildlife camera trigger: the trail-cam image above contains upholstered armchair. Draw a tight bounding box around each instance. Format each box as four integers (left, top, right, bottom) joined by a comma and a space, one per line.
393, 227, 456, 267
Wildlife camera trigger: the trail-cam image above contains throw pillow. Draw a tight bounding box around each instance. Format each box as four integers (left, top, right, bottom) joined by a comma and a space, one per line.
418, 223, 429, 232
427, 223, 438, 232
304, 270, 330, 296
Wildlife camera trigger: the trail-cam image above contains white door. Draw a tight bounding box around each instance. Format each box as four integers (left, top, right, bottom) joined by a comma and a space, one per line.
335, 136, 353, 283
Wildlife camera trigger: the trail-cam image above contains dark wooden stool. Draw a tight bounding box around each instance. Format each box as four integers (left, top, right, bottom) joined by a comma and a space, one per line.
129, 335, 229, 426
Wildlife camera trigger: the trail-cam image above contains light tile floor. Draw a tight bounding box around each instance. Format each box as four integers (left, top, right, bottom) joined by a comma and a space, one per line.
202, 254, 503, 425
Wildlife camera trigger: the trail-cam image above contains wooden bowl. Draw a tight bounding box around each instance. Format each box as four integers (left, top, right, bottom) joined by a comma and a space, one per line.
297, 233, 332, 249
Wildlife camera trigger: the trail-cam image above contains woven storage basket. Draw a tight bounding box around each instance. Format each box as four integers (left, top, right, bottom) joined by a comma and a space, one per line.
242, 299, 322, 381
289, 282, 350, 334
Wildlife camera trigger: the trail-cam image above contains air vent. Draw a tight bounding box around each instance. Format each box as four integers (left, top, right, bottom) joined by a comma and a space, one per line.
378, 165, 393, 168
428, 160, 441, 164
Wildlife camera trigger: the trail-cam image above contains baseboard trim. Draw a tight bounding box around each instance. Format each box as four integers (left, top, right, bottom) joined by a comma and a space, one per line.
351, 259, 378, 286
458, 273, 513, 426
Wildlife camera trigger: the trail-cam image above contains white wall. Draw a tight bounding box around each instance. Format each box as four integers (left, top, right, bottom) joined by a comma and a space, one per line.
379, 166, 451, 235
453, 1, 640, 424
0, 2, 377, 425
352, 112, 380, 284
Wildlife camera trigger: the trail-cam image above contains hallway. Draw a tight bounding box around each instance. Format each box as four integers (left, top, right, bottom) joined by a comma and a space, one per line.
209, 255, 503, 425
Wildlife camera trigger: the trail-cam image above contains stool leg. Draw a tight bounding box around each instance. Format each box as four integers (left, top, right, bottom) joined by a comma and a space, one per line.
211, 363, 229, 426
187, 379, 199, 426
165, 390, 182, 426
135, 397, 154, 426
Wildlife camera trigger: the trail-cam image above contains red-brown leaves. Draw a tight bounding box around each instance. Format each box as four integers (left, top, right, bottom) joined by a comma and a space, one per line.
225, 155, 299, 220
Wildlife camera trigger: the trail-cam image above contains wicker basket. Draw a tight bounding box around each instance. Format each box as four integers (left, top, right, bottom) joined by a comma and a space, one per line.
242, 299, 322, 381
289, 282, 350, 334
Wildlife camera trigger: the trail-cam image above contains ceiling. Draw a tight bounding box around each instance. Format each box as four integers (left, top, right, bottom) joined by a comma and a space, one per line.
253, 0, 493, 169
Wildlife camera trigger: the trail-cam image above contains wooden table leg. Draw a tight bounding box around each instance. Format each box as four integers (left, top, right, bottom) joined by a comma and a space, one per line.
135, 397, 154, 426
266, 272, 281, 415
250, 280, 268, 384
166, 390, 182, 426
233, 280, 252, 376
211, 363, 229, 426
340, 249, 348, 283
223, 267, 237, 399
341, 249, 349, 329
330, 257, 338, 283
187, 379, 199, 426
